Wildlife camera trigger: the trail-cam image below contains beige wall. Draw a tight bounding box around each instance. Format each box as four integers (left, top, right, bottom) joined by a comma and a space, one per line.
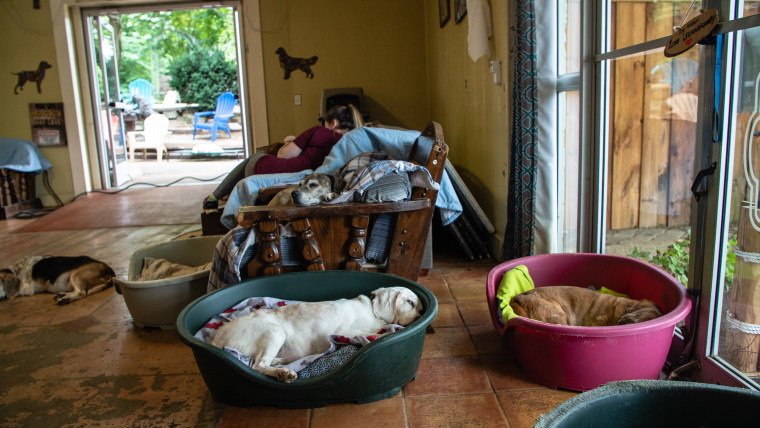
0, 1, 75, 202
423, 0, 511, 253
259, 0, 430, 141
0, 0, 512, 256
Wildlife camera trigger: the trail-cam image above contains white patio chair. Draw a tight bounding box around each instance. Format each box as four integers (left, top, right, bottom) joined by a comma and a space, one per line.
127, 113, 170, 162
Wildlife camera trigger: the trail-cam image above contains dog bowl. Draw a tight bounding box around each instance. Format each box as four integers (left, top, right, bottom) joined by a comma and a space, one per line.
117, 235, 221, 329
177, 270, 438, 408
487, 253, 691, 391
535, 380, 760, 427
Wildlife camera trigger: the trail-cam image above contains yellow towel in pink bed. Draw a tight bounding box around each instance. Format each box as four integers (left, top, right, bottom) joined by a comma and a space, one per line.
496, 264, 535, 321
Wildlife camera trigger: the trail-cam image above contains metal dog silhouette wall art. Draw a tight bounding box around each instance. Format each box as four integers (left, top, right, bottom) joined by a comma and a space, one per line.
13, 61, 52, 95
275, 48, 317, 79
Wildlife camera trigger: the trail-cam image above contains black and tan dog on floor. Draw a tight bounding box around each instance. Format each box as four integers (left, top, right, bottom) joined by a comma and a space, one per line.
275, 47, 318, 79
0, 255, 115, 305
510, 286, 663, 326
267, 172, 344, 206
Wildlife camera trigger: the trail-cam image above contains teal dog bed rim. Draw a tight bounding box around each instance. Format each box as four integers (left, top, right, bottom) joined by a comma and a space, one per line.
176, 270, 438, 390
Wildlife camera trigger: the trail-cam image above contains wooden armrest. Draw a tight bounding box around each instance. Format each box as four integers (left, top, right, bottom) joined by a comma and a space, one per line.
237, 200, 431, 228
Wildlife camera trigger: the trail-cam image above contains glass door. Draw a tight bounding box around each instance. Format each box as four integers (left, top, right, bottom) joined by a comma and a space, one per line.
86, 16, 129, 187
580, 0, 760, 388
703, 22, 760, 388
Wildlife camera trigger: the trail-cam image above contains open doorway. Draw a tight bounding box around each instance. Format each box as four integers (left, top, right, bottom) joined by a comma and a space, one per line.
81, 2, 249, 189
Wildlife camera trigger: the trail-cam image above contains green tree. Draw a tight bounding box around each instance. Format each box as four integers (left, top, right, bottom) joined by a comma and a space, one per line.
168, 49, 238, 111
115, 8, 236, 97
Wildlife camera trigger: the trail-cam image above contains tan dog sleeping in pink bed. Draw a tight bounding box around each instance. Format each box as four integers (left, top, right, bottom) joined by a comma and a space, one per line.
509, 286, 663, 326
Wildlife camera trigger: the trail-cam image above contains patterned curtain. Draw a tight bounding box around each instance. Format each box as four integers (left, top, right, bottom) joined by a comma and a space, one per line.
501, 0, 537, 261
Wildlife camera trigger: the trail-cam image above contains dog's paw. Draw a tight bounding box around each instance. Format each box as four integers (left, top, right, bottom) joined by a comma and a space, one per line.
54, 293, 70, 305
321, 192, 338, 202
275, 368, 297, 383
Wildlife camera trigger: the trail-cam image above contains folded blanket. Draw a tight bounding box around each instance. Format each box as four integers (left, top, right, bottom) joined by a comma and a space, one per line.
194, 296, 404, 378
136, 257, 211, 281
0, 138, 52, 172
207, 226, 257, 292
326, 151, 438, 205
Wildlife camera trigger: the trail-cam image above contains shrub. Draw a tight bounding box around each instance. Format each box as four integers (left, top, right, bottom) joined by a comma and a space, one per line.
167, 49, 238, 111
629, 230, 737, 291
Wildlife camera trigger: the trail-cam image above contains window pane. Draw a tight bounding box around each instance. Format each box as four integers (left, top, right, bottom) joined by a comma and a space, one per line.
609, 1, 699, 51
559, 90, 580, 252
603, 48, 699, 283
559, 0, 580, 74
717, 27, 760, 388
746, 1, 760, 18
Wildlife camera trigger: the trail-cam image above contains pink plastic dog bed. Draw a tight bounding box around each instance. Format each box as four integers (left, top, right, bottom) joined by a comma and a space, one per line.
487, 253, 691, 392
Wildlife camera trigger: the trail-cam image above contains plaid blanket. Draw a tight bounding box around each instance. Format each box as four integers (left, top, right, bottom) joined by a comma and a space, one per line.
207, 226, 257, 292
326, 151, 439, 205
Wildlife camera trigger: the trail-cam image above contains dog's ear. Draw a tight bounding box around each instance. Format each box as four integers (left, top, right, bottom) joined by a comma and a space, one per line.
329, 173, 345, 193
0, 273, 21, 300
371, 287, 397, 324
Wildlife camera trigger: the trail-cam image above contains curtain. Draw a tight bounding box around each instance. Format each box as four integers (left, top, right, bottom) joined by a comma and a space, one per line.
501, 0, 537, 261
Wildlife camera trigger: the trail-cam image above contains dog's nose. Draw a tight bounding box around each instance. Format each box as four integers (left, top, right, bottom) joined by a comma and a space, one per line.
291, 190, 300, 200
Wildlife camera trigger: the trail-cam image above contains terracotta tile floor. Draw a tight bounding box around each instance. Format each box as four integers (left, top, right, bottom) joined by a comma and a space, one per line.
0, 216, 578, 427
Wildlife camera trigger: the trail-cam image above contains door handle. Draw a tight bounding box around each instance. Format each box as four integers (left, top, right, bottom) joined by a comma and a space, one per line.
691, 162, 717, 202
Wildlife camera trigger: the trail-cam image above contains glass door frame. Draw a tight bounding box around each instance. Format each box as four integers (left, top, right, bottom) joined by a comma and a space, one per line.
83, 15, 129, 187
80, 0, 250, 189
578, 0, 760, 389
691, 5, 760, 388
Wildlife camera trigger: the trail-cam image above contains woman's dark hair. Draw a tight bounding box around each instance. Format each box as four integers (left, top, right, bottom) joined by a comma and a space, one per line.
323, 104, 363, 131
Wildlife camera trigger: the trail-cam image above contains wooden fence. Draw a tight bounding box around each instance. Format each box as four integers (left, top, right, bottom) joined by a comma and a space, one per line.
608, 1, 700, 230
606, 1, 760, 230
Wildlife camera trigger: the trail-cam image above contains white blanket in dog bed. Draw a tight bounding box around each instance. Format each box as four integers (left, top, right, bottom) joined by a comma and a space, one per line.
194, 296, 404, 379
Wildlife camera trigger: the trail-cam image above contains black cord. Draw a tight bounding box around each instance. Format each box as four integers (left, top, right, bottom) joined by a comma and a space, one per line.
15, 172, 226, 219
70, 172, 227, 201
42, 170, 64, 207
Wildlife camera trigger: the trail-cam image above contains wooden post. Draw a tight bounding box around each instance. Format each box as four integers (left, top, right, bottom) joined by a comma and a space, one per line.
723, 206, 760, 372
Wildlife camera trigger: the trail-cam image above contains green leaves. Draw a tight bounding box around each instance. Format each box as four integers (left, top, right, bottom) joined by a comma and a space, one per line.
115, 8, 236, 98
628, 230, 737, 290
167, 50, 238, 111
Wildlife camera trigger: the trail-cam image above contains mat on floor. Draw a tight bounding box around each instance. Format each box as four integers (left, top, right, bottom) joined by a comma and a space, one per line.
16, 184, 216, 232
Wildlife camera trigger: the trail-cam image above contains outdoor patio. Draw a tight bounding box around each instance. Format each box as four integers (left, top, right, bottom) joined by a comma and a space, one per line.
123, 112, 245, 187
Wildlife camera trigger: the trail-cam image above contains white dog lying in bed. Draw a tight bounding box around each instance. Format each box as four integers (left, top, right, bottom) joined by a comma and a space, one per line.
211, 286, 422, 382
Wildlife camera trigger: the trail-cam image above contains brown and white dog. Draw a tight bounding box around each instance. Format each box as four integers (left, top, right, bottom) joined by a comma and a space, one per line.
267, 172, 343, 206
509, 286, 663, 326
0, 256, 115, 305
211, 286, 423, 382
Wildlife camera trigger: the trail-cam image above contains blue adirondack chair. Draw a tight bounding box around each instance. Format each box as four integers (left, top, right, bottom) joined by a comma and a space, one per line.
127, 79, 155, 110
192, 92, 237, 142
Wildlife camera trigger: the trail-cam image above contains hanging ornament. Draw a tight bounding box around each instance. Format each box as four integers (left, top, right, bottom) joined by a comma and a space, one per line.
664, 8, 719, 58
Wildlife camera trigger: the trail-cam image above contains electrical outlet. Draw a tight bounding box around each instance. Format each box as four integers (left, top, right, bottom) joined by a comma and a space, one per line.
294, 94, 302, 105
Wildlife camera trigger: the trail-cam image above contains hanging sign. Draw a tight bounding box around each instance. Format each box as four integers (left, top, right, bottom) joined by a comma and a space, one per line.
29, 103, 67, 146
664, 9, 719, 58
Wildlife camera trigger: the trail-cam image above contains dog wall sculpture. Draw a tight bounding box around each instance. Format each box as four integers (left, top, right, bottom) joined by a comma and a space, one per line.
275, 47, 317, 79
13, 61, 52, 94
